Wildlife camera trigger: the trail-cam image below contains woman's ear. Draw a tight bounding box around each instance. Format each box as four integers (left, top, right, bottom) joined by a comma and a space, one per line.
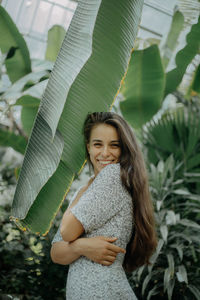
87, 143, 90, 153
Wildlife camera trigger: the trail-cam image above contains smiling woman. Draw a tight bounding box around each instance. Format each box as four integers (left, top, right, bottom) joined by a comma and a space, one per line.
51, 112, 157, 300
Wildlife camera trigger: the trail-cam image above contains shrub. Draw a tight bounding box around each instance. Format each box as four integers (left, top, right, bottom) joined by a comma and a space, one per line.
129, 156, 200, 300
0, 204, 67, 300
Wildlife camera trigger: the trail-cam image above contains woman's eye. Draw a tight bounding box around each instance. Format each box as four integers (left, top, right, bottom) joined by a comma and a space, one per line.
111, 144, 120, 148
94, 143, 101, 146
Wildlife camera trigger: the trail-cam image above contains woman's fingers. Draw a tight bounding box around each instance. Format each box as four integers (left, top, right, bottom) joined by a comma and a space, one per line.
108, 243, 126, 254
106, 255, 116, 262
106, 250, 117, 257
101, 260, 113, 266
104, 237, 118, 242
98, 236, 126, 254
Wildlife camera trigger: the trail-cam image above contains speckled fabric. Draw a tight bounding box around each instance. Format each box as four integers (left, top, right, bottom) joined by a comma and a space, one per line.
52, 163, 137, 300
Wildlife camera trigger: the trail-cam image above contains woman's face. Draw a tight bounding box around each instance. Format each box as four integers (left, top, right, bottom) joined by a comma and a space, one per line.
87, 123, 121, 176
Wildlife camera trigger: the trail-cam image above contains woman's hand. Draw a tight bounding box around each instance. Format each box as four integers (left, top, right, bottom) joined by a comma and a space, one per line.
75, 236, 126, 266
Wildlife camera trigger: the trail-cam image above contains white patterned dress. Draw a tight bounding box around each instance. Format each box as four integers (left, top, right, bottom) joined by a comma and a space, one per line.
52, 163, 137, 300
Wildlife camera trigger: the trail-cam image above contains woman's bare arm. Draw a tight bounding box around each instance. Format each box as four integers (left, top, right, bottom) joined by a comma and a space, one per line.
60, 180, 94, 242
51, 239, 81, 265
50, 236, 126, 266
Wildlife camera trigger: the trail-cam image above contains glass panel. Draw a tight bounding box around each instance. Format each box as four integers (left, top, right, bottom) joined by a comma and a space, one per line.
25, 36, 46, 59
67, 0, 77, 10
18, 0, 39, 34
140, 6, 171, 37
145, 0, 176, 14
1, 0, 8, 6
138, 28, 159, 40
63, 9, 74, 30
31, 1, 52, 34
47, 5, 65, 29
3, 0, 23, 23
53, 0, 70, 7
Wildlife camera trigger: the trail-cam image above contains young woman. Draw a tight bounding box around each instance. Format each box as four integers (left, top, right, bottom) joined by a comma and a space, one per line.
51, 112, 157, 299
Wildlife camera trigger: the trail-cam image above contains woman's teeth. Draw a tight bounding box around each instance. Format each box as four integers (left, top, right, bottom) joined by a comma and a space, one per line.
98, 160, 113, 165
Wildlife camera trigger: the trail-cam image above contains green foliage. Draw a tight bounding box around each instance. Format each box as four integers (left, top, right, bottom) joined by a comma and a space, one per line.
0, 205, 67, 300
161, 8, 184, 69
120, 9, 200, 129
120, 45, 165, 128
0, 15, 63, 152
190, 64, 200, 95
0, 2, 199, 299
11, 0, 144, 235
130, 155, 200, 299
0, 6, 31, 82
0, 126, 27, 154
15, 96, 40, 136
129, 101, 200, 299
142, 105, 200, 196
164, 15, 200, 97
45, 25, 66, 62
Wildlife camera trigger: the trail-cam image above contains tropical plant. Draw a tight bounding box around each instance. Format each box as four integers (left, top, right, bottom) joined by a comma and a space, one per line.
120, 44, 165, 128
142, 104, 200, 195
0, 6, 31, 83
10, 0, 145, 235
0, 204, 67, 300
164, 15, 200, 97
0, 6, 66, 152
129, 155, 200, 300
119, 8, 200, 128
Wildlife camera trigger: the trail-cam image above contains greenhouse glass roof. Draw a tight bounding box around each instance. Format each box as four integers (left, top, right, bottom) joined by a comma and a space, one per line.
1, 0, 177, 59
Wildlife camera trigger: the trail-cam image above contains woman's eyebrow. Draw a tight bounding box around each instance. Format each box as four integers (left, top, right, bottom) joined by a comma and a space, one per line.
92, 139, 120, 143
92, 139, 120, 144
92, 139, 102, 142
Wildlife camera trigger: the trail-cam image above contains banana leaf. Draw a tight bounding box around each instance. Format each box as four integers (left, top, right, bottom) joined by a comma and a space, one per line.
11, 0, 144, 235
164, 15, 200, 96
0, 6, 31, 82
120, 44, 165, 129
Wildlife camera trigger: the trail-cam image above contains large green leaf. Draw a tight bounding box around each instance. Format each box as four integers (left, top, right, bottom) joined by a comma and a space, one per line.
11, 0, 144, 234
0, 6, 31, 82
45, 25, 66, 62
120, 44, 165, 128
164, 15, 200, 96
161, 9, 184, 69
0, 126, 27, 154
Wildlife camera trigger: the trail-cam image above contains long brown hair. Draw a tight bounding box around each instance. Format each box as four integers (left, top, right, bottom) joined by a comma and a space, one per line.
83, 112, 157, 272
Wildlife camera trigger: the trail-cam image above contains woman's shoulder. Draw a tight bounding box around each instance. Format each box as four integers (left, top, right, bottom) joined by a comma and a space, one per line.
97, 163, 121, 180
94, 163, 131, 200
93, 163, 123, 190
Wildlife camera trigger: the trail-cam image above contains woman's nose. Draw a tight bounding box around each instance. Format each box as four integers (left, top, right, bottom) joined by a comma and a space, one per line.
102, 146, 110, 157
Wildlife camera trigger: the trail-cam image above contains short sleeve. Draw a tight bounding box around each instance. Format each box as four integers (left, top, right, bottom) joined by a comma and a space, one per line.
70, 163, 129, 233
51, 187, 82, 244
